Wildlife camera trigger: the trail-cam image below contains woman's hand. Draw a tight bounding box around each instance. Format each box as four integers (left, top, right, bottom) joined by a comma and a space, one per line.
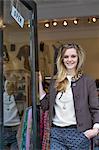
84, 128, 99, 139
39, 71, 43, 83
38, 71, 46, 99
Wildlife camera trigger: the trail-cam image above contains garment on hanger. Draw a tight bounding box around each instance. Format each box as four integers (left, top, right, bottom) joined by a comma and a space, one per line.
17, 45, 30, 70
39, 41, 52, 78
17, 106, 33, 150
40, 109, 50, 150
52, 41, 63, 75
17, 106, 50, 150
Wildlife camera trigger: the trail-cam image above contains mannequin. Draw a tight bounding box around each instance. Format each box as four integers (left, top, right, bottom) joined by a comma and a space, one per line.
3, 80, 20, 150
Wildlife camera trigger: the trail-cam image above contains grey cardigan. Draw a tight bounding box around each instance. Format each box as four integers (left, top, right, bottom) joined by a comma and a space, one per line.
40, 74, 99, 132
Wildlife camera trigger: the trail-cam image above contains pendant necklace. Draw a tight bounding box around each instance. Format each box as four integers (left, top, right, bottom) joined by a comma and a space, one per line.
63, 104, 66, 110
58, 92, 67, 110
58, 75, 72, 110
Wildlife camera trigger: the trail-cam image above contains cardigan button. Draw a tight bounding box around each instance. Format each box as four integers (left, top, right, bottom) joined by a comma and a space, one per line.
75, 94, 79, 99
72, 83, 76, 87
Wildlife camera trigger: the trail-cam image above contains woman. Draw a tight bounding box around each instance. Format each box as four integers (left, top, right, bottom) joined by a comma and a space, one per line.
39, 43, 99, 150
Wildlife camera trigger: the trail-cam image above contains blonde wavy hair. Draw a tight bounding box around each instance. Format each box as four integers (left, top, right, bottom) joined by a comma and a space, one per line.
55, 42, 85, 92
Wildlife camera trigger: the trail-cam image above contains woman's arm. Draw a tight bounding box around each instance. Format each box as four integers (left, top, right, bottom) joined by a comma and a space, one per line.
88, 78, 99, 124
39, 72, 49, 111
39, 71, 46, 99
84, 78, 99, 139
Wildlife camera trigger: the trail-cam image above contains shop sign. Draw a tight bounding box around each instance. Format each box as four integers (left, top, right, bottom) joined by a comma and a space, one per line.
11, 6, 24, 28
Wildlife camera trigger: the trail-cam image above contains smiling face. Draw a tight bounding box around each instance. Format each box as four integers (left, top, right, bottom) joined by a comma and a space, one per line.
62, 48, 78, 74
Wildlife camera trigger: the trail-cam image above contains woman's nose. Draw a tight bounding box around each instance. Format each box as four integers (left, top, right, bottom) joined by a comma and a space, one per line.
68, 56, 72, 61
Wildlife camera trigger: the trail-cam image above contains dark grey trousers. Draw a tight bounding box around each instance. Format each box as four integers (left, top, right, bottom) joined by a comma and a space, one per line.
3, 126, 19, 150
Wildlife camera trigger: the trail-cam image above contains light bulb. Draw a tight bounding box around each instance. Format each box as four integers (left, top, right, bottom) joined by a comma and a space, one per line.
73, 19, 78, 25
52, 21, 58, 26
44, 22, 50, 28
63, 20, 68, 26
92, 17, 97, 23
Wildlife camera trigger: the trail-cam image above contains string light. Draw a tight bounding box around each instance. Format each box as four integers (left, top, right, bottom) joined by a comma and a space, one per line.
63, 20, 68, 26
92, 17, 97, 23
43, 17, 98, 28
73, 19, 78, 25
44, 22, 50, 28
52, 21, 58, 26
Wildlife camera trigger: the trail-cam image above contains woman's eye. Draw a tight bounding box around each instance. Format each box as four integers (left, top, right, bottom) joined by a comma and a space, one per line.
71, 55, 77, 58
63, 56, 68, 59
63, 55, 77, 59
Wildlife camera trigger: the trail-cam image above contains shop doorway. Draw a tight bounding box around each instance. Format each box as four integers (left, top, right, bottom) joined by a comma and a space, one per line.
0, 0, 39, 149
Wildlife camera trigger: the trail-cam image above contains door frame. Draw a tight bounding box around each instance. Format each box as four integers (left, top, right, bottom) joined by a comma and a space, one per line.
0, 0, 38, 149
